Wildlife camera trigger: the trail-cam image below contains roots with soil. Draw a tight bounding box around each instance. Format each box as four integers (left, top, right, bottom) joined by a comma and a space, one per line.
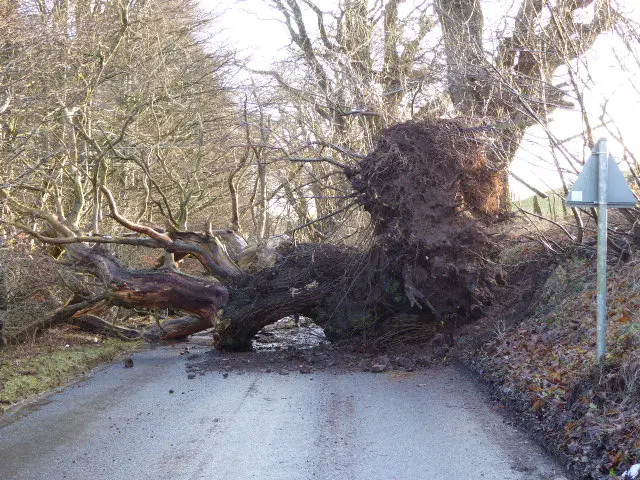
8, 119, 508, 351
214, 119, 506, 349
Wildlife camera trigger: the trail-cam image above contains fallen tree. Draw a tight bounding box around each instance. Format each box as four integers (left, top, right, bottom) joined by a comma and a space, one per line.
2, 119, 506, 350
215, 119, 506, 349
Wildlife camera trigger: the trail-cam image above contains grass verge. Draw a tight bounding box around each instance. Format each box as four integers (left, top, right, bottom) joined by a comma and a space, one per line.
459, 246, 640, 479
0, 329, 140, 412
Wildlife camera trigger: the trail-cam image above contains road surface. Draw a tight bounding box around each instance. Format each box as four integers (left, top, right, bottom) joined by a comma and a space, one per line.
0, 343, 568, 480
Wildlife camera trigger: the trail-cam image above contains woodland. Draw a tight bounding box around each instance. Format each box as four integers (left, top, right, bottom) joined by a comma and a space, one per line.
1, 0, 639, 353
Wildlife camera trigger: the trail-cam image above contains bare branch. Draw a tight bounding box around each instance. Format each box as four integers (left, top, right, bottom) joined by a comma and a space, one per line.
288, 157, 351, 171
509, 172, 548, 198
101, 186, 173, 246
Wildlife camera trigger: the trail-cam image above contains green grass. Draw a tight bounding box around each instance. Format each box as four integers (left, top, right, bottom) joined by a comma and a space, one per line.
513, 170, 639, 220
513, 188, 568, 220
0, 339, 140, 409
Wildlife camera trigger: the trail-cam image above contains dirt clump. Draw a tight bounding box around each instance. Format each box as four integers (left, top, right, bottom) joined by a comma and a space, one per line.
216, 119, 508, 350
349, 119, 505, 329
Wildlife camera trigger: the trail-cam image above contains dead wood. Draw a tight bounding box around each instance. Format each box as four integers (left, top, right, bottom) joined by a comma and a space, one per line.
143, 315, 218, 341
6, 296, 107, 343
214, 120, 505, 350
67, 245, 229, 323
10, 119, 506, 351
73, 314, 141, 340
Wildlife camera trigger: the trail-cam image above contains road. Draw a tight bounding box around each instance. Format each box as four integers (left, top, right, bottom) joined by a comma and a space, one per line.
0, 343, 568, 480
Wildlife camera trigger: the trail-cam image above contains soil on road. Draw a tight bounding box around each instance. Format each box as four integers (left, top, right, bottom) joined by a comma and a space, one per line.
0, 342, 568, 480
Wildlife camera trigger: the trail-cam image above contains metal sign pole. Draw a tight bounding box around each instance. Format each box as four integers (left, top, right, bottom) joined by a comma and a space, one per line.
567, 137, 637, 362
596, 138, 609, 362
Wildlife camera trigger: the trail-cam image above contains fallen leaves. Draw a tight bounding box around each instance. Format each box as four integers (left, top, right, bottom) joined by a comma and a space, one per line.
472, 257, 640, 478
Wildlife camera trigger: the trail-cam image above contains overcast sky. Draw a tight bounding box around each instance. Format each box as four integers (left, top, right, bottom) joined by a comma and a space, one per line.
208, 0, 640, 199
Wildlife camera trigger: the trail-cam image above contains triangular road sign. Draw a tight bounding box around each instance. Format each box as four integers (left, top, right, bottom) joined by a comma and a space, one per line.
567, 143, 637, 208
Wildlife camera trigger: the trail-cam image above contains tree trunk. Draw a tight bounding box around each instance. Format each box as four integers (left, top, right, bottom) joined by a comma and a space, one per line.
68, 245, 228, 325
143, 315, 217, 341
216, 244, 355, 350
215, 119, 504, 350
43, 120, 504, 351
73, 314, 141, 340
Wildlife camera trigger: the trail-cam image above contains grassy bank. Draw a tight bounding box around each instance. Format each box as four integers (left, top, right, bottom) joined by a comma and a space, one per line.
0, 328, 140, 411
459, 240, 640, 479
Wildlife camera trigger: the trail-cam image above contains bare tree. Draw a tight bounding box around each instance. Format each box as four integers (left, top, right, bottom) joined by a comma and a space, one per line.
252, 0, 618, 212
0, 0, 247, 341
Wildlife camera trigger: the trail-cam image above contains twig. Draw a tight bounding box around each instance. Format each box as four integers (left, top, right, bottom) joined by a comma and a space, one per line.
509, 172, 548, 198
289, 156, 351, 171
514, 204, 576, 242
311, 141, 367, 160
288, 201, 357, 234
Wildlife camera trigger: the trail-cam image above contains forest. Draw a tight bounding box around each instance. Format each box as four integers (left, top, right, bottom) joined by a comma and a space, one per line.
4, 0, 639, 350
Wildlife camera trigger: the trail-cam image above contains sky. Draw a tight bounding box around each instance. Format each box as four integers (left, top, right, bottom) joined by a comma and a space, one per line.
208, 0, 640, 199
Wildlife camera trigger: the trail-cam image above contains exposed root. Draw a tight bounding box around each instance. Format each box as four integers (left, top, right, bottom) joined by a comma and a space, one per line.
216, 119, 506, 349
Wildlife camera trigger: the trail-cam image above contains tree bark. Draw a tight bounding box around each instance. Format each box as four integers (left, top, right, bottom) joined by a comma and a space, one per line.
143, 315, 217, 341
68, 245, 229, 325
73, 314, 141, 340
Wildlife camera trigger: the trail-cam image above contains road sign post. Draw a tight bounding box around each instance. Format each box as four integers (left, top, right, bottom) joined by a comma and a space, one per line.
567, 138, 637, 363
596, 139, 608, 361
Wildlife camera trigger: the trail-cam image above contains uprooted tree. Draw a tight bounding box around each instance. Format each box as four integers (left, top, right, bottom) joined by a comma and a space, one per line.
214, 119, 505, 349
1, 0, 629, 350
2, 119, 506, 350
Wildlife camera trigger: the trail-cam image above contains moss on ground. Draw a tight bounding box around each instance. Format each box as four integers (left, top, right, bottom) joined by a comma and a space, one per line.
0, 337, 140, 411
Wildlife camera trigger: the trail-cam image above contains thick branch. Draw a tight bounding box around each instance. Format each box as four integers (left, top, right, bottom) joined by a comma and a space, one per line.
68, 245, 229, 322
102, 186, 173, 245
102, 186, 244, 280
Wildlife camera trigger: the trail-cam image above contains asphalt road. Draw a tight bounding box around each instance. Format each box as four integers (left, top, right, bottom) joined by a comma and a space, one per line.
0, 343, 568, 480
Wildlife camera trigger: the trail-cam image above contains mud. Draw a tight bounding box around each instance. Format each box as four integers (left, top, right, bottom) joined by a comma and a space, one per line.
350, 119, 506, 325
189, 317, 451, 378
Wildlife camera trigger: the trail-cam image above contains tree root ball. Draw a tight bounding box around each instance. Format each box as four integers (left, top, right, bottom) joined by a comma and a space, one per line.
215, 119, 506, 350
348, 118, 504, 328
